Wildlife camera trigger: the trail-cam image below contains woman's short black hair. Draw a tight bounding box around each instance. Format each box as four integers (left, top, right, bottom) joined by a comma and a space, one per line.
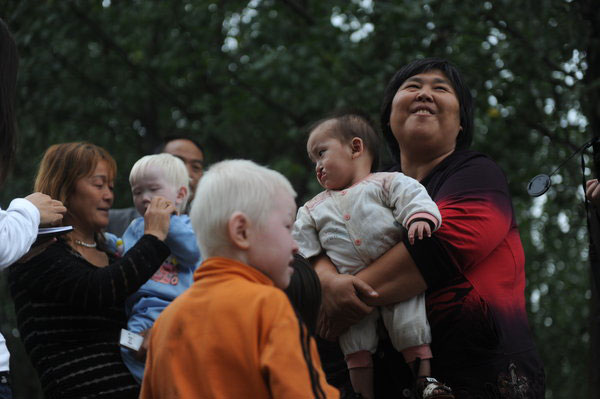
153, 135, 204, 156
380, 57, 474, 163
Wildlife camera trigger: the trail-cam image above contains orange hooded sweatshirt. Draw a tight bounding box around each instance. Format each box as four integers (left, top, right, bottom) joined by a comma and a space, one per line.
141, 256, 339, 399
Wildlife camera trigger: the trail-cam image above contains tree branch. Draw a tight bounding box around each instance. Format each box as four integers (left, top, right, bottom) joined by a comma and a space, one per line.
482, 10, 580, 84
67, 2, 204, 123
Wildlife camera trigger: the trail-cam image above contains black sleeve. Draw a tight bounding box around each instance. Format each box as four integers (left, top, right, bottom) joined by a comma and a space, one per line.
11, 235, 170, 309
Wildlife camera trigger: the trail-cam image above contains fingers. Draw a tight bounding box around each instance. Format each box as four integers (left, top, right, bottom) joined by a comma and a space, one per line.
143, 197, 174, 241
47, 200, 67, 226
408, 221, 433, 245
26, 192, 67, 227
586, 179, 598, 189
408, 225, 416, 245
148, 196, 176, 212
587, 179, 599, 196
586, 179, 600, 206
424, 224, 431, 239
352, 278, 378, 299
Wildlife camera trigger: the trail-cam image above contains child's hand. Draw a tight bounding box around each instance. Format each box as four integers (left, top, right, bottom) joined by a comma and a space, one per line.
408, 220, 431, 245
134, 329, 151, 362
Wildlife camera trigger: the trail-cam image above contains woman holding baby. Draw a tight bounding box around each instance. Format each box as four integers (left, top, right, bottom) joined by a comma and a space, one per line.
315, 58, 545, 398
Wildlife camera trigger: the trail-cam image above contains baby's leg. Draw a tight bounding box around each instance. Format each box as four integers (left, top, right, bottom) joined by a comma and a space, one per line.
381, 295, 453, 398
348, 366, 373, 399
339, 310, 379, 399
122, 298, 169, 383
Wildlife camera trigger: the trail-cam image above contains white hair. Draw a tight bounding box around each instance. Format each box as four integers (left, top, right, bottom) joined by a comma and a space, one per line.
190, 159, 296, 257
129, 153, 190, 212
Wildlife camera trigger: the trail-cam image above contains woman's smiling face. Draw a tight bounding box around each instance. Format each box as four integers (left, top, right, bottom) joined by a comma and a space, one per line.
389, 69, 462, 158
66, 160, 114, 233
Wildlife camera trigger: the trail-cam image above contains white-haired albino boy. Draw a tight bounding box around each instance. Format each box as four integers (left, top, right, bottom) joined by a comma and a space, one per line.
111, 153, 202, 383
140, 159, 339, 399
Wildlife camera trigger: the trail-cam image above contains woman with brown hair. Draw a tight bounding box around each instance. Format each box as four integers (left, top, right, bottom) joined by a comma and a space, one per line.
9, 142, 175, 399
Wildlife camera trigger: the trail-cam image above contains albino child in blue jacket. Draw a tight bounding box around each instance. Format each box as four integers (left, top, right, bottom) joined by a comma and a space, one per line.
107, 153, 201, 383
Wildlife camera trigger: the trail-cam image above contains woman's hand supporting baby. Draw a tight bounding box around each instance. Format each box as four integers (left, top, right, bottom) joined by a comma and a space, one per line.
314, 255, 378, 341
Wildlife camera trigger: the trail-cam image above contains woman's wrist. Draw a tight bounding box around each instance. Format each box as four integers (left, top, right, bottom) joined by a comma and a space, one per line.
143, 229, 167, 241
312, 255, 338, 285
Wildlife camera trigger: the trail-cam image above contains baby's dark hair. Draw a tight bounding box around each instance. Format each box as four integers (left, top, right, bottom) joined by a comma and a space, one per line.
308, 112, 381, 172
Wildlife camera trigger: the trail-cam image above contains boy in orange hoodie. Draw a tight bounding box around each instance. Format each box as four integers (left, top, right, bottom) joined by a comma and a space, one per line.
140, 159, 339, 399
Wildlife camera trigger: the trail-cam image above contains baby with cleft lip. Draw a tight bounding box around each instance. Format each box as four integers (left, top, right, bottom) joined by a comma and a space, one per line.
293, 113, 453, 399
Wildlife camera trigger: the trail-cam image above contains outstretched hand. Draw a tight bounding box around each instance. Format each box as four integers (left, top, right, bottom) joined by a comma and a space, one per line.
25, 192, 66, 227
143, 197, 176, 241
317, 273, 378, 341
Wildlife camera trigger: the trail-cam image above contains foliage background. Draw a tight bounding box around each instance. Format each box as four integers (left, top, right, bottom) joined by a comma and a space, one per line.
1, 0, 599, 397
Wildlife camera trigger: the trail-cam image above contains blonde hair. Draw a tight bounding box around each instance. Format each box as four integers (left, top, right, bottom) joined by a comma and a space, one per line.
190, 159, 296, 257
129, 153, 190, 213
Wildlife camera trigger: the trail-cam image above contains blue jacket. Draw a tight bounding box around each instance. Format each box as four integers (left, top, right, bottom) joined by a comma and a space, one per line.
112, 214, 201, 383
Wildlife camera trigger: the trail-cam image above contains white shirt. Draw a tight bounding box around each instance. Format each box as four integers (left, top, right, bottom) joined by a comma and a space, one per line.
293, 172, 441, 275
0, 198, 40, 372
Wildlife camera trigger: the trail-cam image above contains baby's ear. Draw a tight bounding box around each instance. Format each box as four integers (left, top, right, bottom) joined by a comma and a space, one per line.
350, 137, 364, 158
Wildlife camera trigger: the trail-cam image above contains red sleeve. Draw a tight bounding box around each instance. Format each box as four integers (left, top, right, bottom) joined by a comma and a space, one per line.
403, 155, 516, 290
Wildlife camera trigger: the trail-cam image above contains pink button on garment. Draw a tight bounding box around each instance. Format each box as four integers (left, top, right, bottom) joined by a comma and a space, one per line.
344, 214, 350, 220
355, 239, 361, 246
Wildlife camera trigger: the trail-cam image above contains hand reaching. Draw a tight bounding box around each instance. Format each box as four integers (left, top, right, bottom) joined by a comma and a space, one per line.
143, 196, 176, 241
25, 192, 66, 227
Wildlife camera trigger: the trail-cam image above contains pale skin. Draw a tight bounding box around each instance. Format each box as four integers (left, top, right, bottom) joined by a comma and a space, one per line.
208, 190, 299, 290
315, 71, 461, 396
